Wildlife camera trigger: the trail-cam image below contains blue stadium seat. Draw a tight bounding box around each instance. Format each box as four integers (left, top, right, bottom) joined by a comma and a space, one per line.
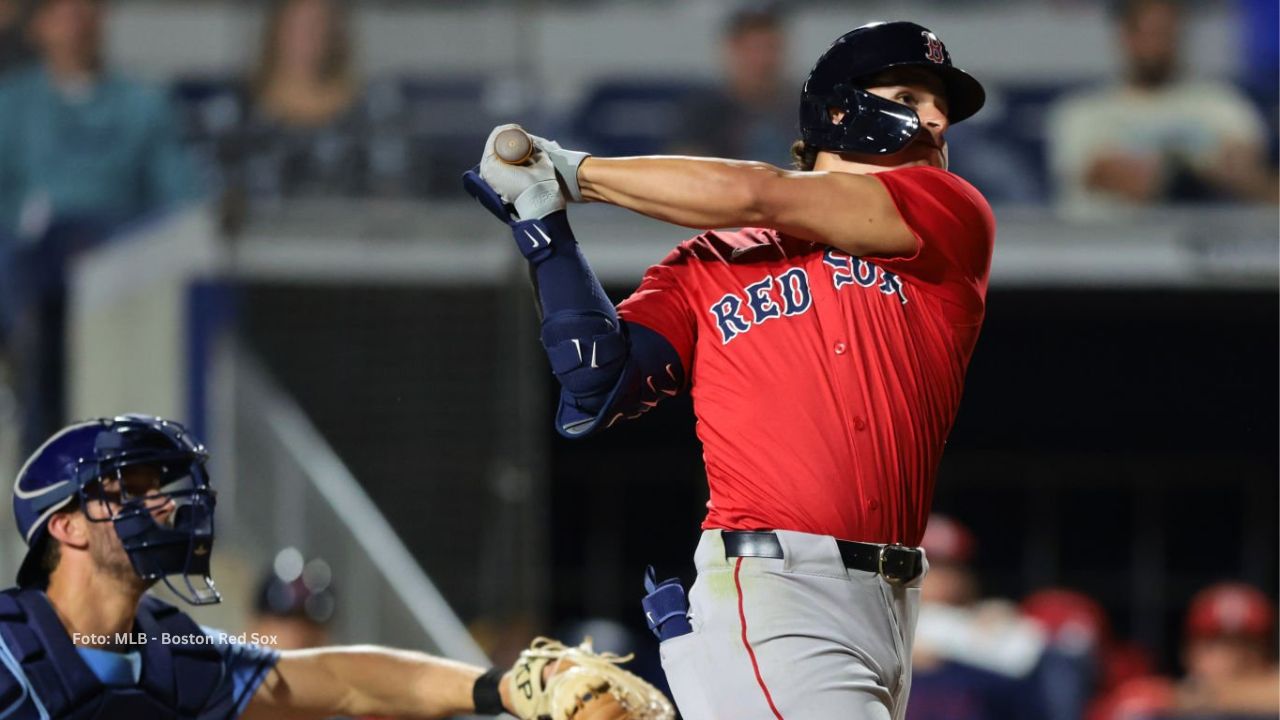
169, 75, 241, 193
170, 75, 242, 142
400, 76, 544, 196
570, 78, 713, 157
948, 81, 1086, 205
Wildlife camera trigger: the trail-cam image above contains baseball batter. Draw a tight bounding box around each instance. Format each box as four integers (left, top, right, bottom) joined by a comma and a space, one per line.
470, 20, 994, 720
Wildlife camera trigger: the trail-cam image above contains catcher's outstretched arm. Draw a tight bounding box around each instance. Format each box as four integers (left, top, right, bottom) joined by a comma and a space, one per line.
242, 637, 673, 720
242, 645, 500, 719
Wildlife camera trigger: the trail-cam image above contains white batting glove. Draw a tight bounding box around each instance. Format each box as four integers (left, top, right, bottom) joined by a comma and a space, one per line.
479, 124, 566, 220
526, 133, 591, 203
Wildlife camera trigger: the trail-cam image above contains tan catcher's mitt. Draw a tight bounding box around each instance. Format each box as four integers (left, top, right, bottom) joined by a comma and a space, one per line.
507, 637, 675, 720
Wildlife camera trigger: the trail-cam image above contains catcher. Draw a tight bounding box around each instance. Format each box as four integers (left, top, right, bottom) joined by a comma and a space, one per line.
1, 414, 672, 720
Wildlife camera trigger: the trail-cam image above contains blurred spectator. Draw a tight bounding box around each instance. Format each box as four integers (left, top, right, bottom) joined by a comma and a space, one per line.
1089, 676, 1177, 720
668, 3, 795, 167
0, 0, 200, 238
908, 515, 1049, 720
919, 513, 979, 607
1088, 582, 1279, 720
219, 0, 406, 231
1173, 582, 1278, 716
1047, 0, 1276, 217
0, 0, 200, 454
1023, 588, 1152, 720
254, 0, 356, 130
248, 547, 337, 651
0, 0, 34, 72
1022, 589, 1111, 659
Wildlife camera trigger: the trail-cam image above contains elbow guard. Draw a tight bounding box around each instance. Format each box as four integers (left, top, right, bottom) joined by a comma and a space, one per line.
462, 168, 685, 436
542, 309, 628, 417
555, 322, 684, 438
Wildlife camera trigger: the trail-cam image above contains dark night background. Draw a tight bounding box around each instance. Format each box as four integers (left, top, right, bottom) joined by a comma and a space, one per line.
245, 283, 1278, 674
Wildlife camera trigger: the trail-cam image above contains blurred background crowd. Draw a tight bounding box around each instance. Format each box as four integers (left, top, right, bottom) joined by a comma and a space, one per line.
0, 0, 1274, 719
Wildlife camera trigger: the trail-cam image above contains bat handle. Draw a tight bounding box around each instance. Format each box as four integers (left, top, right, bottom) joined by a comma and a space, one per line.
494, 127, 534, 165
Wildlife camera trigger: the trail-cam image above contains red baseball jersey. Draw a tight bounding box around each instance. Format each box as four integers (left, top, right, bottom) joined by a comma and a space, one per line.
616, 166, 995, 546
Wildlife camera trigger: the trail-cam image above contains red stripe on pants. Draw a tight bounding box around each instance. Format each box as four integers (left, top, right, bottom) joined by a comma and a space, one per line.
734, 557, 786, 720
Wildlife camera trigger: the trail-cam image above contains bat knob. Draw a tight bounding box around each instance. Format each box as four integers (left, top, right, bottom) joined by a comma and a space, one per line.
494, 127, 534, 165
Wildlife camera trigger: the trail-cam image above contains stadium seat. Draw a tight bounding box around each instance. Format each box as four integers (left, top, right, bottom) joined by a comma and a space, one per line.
569, 78, 713, 157
948, 81, 1087, 205
400, 76, 544, 197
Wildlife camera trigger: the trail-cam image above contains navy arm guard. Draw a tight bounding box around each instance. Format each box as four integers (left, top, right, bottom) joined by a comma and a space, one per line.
556, 322, 683, 437
464, 168, 685, 437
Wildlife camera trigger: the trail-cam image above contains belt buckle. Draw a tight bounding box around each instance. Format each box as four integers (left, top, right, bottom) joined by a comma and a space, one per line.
878, 544, 907, 585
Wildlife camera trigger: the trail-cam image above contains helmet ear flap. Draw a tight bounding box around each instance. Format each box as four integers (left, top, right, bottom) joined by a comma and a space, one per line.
844, 83, 869, 117
801, 84, 921, 156
820, 83, 865, 125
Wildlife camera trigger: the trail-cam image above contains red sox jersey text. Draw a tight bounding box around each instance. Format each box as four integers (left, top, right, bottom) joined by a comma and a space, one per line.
617, 165, 995, 546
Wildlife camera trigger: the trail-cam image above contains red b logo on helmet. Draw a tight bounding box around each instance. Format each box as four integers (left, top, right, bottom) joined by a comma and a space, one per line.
922, 32, 946, 64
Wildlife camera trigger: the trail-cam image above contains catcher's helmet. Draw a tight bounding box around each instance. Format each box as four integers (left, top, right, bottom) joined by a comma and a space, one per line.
800, 21, 985, 156
13, 414, 220, 605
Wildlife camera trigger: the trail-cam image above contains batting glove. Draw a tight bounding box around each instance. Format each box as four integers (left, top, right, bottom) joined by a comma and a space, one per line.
479, 124, 566, 220
526, 133, 591, 203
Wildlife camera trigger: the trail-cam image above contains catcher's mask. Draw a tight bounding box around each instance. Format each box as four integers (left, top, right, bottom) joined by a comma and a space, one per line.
800, 20, 985, 156
13, 414, 220, 605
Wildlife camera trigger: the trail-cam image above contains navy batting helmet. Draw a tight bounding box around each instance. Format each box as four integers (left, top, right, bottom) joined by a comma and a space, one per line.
800, 21, 985, 156
13, 414, 220, 605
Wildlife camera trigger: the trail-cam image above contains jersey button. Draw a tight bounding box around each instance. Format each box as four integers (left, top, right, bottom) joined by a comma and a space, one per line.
854, 416, 867, 431
833, 341, 847, 355
867, 498, 880, 511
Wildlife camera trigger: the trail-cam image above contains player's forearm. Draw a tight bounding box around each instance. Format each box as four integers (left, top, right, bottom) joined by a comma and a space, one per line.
251, 645, 495, 719
575, 155, 913, 257
579, 155, 782, 229
327, 646, 486, 716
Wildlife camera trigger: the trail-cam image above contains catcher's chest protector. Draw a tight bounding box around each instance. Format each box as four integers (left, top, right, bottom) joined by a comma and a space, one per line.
0, 588, 232, 719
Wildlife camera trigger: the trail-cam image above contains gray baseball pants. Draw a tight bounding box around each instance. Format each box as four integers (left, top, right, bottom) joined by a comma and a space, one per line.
659, 529, 926, 720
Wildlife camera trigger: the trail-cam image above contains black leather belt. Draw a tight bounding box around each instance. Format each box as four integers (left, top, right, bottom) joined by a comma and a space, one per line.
722, 531, 924, 584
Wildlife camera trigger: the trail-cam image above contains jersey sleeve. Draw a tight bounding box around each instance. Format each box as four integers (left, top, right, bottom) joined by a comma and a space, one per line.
199, 627, 279, 718
872, 166, 996, 320
617, 243, 698, 376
